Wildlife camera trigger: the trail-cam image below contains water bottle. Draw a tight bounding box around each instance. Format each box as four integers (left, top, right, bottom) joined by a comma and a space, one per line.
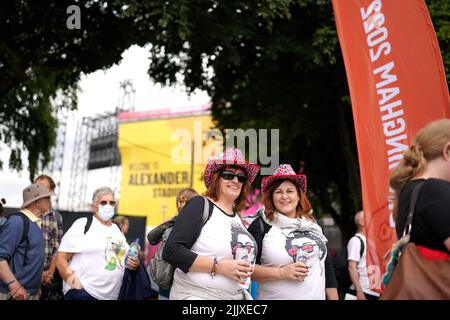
128, 238, 140, 259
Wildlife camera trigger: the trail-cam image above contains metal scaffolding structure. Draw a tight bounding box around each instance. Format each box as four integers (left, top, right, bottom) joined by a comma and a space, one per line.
44, 107, 69, 209
66, 112, 118, 211
110, 79, 135, 198
66, 80, 135, 211
67, 116, 94, 211
109, 127, 122, 198
118, 79, 136, 113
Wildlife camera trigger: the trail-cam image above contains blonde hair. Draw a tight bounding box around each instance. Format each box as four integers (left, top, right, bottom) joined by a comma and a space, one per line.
176, 188, 198, 204
112, 215, 129, 226
390, 119, 450, 221
176, 188, 198, 212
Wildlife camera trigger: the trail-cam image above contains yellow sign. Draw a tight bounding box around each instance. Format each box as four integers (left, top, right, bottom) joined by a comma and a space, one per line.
118, 114, 221, 227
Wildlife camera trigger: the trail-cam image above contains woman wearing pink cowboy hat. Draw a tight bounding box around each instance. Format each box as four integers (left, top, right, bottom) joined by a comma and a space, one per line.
163, 147, 260, 300
248, 164, 339, 300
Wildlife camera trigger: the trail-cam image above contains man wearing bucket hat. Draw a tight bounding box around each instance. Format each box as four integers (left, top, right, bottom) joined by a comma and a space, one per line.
248, 164, 338, 300
163, 147, 260, 299
34, 174, 65, 300
0, 183, 54, 300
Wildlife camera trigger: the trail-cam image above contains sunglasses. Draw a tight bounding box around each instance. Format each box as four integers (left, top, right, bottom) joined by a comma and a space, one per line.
220, 170, 248, 183
99, 200, 116, 206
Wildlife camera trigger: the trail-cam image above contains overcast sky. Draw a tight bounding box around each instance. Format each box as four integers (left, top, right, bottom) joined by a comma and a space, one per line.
0, 45, 210, 209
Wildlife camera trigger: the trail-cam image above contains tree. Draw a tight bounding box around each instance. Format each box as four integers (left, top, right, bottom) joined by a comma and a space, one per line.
1, 0, 448, 240
0, 0, 157, 179
144, 0, 450, 240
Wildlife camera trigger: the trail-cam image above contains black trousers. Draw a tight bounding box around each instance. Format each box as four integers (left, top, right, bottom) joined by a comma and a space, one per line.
40, 271, 64, 300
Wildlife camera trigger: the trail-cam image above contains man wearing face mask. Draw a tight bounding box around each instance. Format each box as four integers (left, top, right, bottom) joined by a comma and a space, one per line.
0, 183, 53, 300
55, 187, 139, 300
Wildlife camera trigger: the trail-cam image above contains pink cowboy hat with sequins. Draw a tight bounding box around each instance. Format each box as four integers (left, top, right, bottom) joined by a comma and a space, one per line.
204, 148, 260, 188
261, 164, 307, 193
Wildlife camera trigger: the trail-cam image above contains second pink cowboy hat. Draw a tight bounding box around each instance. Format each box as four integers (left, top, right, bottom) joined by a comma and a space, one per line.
204, 148, 260, 188
261, 164, 307, 194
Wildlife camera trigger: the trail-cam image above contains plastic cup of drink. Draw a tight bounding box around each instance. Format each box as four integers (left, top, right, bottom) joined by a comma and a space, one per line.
235, 248, 250, 283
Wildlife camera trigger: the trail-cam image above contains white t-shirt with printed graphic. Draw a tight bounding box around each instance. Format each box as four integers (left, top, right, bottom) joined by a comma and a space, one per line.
58, 216, 129, 300
347, 233, 379, 297
180, 205, 257, 294
257, 224, 328, 300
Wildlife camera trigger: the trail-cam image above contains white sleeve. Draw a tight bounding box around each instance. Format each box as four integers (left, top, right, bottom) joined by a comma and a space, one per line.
347, 236, 362, 262
58, 218, 87, 253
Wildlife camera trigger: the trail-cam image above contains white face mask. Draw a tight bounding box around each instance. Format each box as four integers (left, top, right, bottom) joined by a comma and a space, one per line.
98, 204, 115, 221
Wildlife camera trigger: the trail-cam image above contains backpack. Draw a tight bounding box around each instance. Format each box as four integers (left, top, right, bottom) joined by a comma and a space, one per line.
0, 212, 30, 266
148, 196, 210, 289
68, 214, 93, 235
83, 214, 93, 234
332, 235, 364, 296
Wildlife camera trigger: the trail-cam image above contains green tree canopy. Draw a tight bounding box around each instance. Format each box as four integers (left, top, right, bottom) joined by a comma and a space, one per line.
0, 0, 157, 178
1, 0, 449, 239
143, 0, 450, 238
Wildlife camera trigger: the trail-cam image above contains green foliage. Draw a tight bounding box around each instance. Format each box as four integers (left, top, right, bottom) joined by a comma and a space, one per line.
427, 0, 450, 83
1, 1, 448, 239
0, 0, 157, 179
143, 0, 450, 239
142, 0, 357, 237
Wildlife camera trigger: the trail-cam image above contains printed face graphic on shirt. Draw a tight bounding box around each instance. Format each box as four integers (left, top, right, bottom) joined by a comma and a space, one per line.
104, 236, 127, 271
230, 222, 256, 264
284, 230, 327, 267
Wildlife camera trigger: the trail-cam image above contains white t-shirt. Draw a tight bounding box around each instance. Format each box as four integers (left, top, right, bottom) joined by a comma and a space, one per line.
58, 216, 129, 300
257, 224, 328, 300
181, 205, 257, 294
347, 233, 379, 297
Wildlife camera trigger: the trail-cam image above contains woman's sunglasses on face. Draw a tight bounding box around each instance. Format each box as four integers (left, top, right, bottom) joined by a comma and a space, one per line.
220, 170, 248, 183
99, 200, 116, 206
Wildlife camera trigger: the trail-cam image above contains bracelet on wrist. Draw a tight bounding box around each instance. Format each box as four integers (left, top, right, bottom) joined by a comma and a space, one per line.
210, 257, 218, 278
11, 285, 22, 296
6, 278, 16, 286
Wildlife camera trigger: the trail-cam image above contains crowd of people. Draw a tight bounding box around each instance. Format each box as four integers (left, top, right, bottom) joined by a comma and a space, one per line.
0, 119, 449, 300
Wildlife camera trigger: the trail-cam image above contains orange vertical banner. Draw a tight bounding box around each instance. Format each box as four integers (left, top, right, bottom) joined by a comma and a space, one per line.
332, 0, 450, 292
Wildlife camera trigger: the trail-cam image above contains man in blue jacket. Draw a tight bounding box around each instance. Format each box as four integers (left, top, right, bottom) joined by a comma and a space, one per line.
0, 183, 54, 300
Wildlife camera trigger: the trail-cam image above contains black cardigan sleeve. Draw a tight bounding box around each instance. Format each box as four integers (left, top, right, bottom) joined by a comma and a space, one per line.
247, 217, 263, 264
325, 253, 337, 289
247, 216, 271, 264
162, 195, 213, 273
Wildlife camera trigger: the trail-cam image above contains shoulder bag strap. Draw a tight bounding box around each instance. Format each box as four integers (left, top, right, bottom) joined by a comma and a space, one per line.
201, 195, 210, 225
403, 181, 425, 237
355, 235, 365, 258
84, 214, 93, 234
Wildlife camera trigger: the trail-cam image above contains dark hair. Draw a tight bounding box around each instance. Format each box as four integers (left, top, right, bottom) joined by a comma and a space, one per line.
34, 174, 56, 191
262, 179, 313, 222
203, 166, 250, 212
0, 198, 5, 215
112, 215, 129, 226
